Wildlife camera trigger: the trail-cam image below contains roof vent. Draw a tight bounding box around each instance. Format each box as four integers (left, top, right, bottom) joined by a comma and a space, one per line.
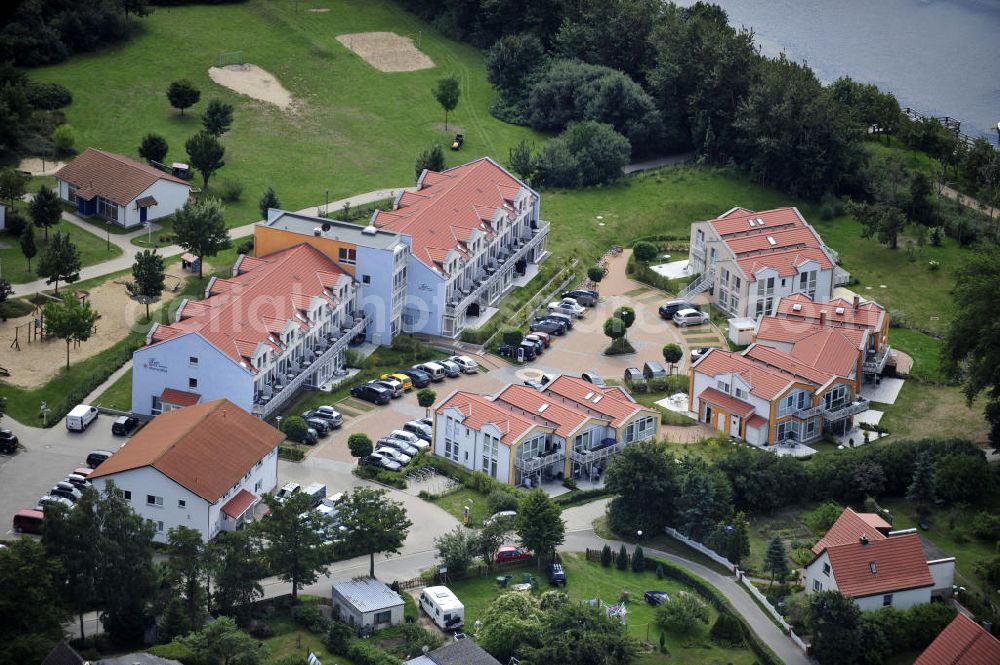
362, 224, 378, 235
835, 307, 846, 315
861, 533, 870, 546
766, 236, 777, 246
792, 303, 802, 311
322, 222, 331, 232
313, 227, 322, 237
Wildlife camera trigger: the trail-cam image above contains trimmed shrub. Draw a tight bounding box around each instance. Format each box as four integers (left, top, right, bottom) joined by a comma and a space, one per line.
52, 123, 78, 153
278, 445, 304, 461
601, 544, 612, 567
324, 621, 353, 655
632, 241, 657, 262
293, 602, 330, 634
221, 178, 244, 203
710, 612, 745, 646
486, 488, 520, 516
25, 81, 73, 110
3, 209, 27, 236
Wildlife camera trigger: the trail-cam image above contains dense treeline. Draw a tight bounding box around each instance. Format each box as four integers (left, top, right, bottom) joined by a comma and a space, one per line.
0, 62, 74, 155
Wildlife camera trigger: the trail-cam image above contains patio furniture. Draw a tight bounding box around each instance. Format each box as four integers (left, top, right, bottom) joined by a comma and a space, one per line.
497, 575, 512, 588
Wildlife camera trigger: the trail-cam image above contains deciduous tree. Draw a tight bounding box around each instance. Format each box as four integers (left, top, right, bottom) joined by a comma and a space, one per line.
853, 202, 907, 249
508, 138, 536, 182
435, 526, 478, 573
20, 222, 36, 271
335, 487, 412, 577
433, 75, 461, 130
42, 489, 99, 639
180, 616, 262, 665
29, 184, 61, 241
185, 131, 225, 189
167, 79, 200, 115
0, 538, 68, 664
126, 249, 165, 319
347, 432, 373, 463
662, 343, 682, 374
809, 591, 861, 665
516, 489, 565, 567
258, 492, 330, 600
166, 526, 208, 633
417, 387, 437, 417
0, 166, 29, 210
477, 518, 510, 569
173, 197, 231, 278
603, 315, 627, 352
43, 292, 98, 368
527, 602, 641, 665
656, 593, 709, 634
210, 529, 265, 625
415, 144, 445, 179
605, 441, 678, 534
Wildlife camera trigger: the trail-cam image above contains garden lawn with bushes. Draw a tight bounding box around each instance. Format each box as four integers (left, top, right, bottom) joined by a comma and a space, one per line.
0, 218, 122, 284
446, 551, 757, 665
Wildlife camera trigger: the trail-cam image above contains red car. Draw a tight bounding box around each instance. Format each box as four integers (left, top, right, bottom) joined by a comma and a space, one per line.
495, 545, 532, 563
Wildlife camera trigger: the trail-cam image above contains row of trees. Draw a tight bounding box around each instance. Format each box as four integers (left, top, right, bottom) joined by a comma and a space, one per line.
0, 62, 76, 156
0, 483, 411, 663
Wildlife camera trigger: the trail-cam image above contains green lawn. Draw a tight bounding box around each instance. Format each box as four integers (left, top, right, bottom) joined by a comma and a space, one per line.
430, 487, 491, 526
93, 368, 132, 411
889, 327, 946, 384
876, 381, 988, 442
448, 552, 756, 665
0, 218, 122, 285
263, 616, 357, 665
28, 0, 546, 229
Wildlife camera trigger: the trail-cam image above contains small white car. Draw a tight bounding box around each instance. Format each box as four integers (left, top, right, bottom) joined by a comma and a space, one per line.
690, 347, 712, 362
449, 355, 479, 373
388, 429, 430, 451
548, 297, 585, 318
375, 446, 412, 465
672, 308, 710, 327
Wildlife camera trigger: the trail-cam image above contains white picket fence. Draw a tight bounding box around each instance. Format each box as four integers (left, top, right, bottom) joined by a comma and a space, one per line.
663, 526, 810, 654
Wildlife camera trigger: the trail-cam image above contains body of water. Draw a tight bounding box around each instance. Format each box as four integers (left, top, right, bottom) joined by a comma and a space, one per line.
677, 0, 1000, 144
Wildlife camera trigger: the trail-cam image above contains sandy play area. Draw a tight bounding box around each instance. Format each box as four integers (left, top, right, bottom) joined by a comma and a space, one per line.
18, 157, 67, 176
336, 32, 434, 72
208, 64, 294, 110
0, 263, 197, 389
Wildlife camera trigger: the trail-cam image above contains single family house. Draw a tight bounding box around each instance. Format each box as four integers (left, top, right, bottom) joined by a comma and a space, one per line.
914, 613, 1000, 665
331, 578, 405, 633
405, 639, 502, 665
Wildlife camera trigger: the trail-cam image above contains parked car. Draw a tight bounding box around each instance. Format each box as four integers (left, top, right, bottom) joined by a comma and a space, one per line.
399, 368, 432, 389
286, 425, 319, 445
387, 429, 429, 451
413, 362, 446, 382
50, 483, 82, 503
305, 405, 344, 427
12, 509, 44, 534
438, 359, 462, 378
624, 367, 644, 385
581, 371, 606, 387
530, 318, 566, 335
377, 437, 419, 457
0, 429, 18, 454
523, 374, 552, 390
690, 347, 712, 362
531, 331, 551, 347
673, 308, 710, 327
66, 404, 98, 432
72, 467, 93, 479
373, 378, 404, 398
417, 417, 434, 429
482, 510, 516, 527
37, 495, 74, 511
375, 446, 412, 465
658, 300, 698, 319
644, 591, 671, 606
643, 361, 667, 380
365, 452, 402, 472
495, 545, 532, 563
302, 482, 327, 508
304, 417, 332, 435
111, 415, 140, 436
448, 355, 479, 373
548, 298, 585, 318
547, 562, 567, 586
351, 383, 391, 405
403, 420, 433, 442
381, 372, 414, 390
536, 312, 573, 329
85, 450, 113, 469
65, 473, 91, 490
562, 289, 598, 306
276, 482, 301, 501
517, 341, 537, 361
523, 334, 545, 354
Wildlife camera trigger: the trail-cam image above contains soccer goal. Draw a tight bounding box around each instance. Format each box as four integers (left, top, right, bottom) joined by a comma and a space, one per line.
218, 50, 245, 68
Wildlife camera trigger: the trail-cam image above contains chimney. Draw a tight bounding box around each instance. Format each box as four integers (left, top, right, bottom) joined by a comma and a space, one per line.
853, 295, 860, 310
819, 310, 827, 326
860, 533, 869, 546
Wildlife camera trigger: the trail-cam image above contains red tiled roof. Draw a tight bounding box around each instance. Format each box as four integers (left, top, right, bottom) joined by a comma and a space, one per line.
790, 329, 860, 377
736, 247, 833, 279
743, 344, 836, 386
710, 207, 806, 237
494, 384, 601, 437
756, 316, 867, 350
915, 614, 1000, 665
55, 148, 191, 206
372, 158, 530, 273
89, 400, 282, 502
543, 375, 651, 428
811, 508, 889, 555
148, 244, 351, 368
696, 387, 755, 417
160, 388, 201, 407
825, 533, 934, 598
774, 293, 885, 329
221, 489, 258, 519
747, 414, 768, 429
437, 391, 552, 445
694, 349, 797, 400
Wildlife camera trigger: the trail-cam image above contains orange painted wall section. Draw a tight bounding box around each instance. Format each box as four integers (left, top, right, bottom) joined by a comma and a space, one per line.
254, 226, 358, 277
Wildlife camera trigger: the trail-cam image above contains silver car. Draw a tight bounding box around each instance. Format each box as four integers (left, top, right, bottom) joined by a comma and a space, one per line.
548, 297, 585, 318
375, 446, 412, 465
438, 359, 462, 378
672, 308, 710, 327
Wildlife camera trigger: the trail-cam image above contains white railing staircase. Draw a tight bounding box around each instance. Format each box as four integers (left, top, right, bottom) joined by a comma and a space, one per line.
677, 268, 715, 300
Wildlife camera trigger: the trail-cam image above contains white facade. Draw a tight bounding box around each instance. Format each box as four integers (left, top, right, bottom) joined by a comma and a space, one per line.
356, 241, 409, 345
928, 558, 956, 596
89, 448, 278, 543
56, 177, 190, 229
804, 550, 934, 612
434, 408, 516, 485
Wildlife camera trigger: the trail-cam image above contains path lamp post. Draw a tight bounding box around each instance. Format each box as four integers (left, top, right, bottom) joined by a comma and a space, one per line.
325, 188, 330, 217
637, 529, 643, 540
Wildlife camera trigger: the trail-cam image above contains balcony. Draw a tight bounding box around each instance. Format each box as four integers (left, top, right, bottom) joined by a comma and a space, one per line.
863, 345, 891, 375
570, 439, 625, 467
833, 266, 851, 286
691, 245, 706, 266
253, 312, 372, 419
446, 221, 550, 316
822, 397, 869, 421
515, 449, 564, 474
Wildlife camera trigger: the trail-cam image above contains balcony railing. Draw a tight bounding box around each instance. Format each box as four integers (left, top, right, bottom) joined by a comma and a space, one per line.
446, 221, 550, 316
822, 397, 869, 421
833, 266, 852, 286
515, 449, 564, 474
691, 245, 706, 265
863, 345, 891, 375
570, 439, 625, 467
253, 312, 372, 418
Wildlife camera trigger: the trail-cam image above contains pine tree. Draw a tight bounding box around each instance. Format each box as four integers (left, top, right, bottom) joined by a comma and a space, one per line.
29, 184, 61, 241
202, 99, 234, 136
763, 536, 789, 588
617, 544, 629, 570
725, 513, 751, 566
632, 545, 646, 573
37, 231, 81, 294
601, 543, 612, 567
258, 186, 280, 220
906, 452, 937, 512
19, 222, 36, 271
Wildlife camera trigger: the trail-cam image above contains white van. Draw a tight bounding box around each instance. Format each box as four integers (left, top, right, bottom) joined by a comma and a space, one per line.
413, 362, 446, 382
419, 586, 464, 630
66, 405, 99, 432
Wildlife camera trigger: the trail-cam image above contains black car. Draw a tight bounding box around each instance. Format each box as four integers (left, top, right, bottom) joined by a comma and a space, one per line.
529, 318, 566, 335
644, 591, 670, 606
305, 417, 332, 435
562, 289, 598, 306
287, 427, 319, 445
547, 562, 567, 586
398, 368, 432, 389
112, 416, 140, 436
658, 300, 699, 319
351, 384, 391, 405
535, 313, 573, 330
0, 429, 18, 454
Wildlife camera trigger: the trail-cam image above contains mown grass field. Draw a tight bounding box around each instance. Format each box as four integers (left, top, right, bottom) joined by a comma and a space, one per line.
0, 218, 122, 284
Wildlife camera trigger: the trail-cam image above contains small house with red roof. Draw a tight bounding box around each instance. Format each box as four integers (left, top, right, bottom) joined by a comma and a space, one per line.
434, 375, 658, 487
88, 399, 282, 542
132, 243, 362, 418
685, 207, 849, 319
914, 613, 1000, 665
804, 508, 955, 612
55, 148, 193, 228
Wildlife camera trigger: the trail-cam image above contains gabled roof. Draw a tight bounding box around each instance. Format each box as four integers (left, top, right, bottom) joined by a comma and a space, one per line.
414, 640, 503, 665
437, 391, 553, 445
789, 329, 860, 377
55, 148, 191, 206
915, 613, 1000, 665
148, 243, 350, 368
333, 577, 404, 613
693, 349, 797, 400
372, 158, 531, 274
743, 344, 837, 387
542, 375, 650, 428
756, 316, 868, 350
774, 293, 885, 330
494, 384, 603, 437
709, 206, 806, 237
825, 533, 934, 598
42, 642, 84, 665
737, 247, 833, 279
811, 507, 890, 556
89, 399, 283, 502
697, 387, 755, 417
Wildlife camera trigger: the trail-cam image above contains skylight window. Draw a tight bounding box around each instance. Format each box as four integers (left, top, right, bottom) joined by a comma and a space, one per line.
583, 391, 594, 400
593, 395, 603, 404
869, 562, 878, 574
757, 217, 765, 226
766, 236, 777, 246
748, 219, 756, 227
537, 403, 549, 413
